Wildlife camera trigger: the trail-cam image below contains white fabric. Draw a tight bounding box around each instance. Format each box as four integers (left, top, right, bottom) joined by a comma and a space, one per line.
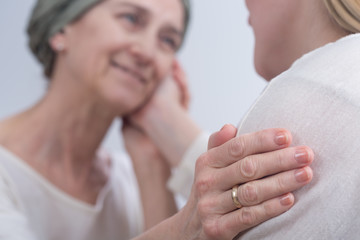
0, 146, 144, 240
236, 33, 360, 239
171, 33, 360, 239
168, 132, 209, 198
0, 164, 36, 240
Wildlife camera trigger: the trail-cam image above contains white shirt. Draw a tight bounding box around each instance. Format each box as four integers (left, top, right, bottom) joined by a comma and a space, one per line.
235, 33, 360, 239
171, 33, 360, 239
168, 133, 209, 198
0, 146, 143, 240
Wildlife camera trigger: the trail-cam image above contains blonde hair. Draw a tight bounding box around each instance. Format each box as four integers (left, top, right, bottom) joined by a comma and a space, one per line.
323, 0, 360, 33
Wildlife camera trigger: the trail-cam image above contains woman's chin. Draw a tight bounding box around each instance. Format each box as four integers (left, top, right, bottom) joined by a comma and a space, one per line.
107, 99, 146, 117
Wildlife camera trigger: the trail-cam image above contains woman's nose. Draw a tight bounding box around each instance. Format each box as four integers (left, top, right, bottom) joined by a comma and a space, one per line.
129, 36, 157, 67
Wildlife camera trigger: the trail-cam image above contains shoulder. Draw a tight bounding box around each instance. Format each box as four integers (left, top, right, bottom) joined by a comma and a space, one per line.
0, 165, 37, 239
286, 33, 360, 85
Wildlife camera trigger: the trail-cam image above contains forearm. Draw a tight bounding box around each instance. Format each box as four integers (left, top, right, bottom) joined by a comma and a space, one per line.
140, 103, 202, 168
133, 204, 195, 240
132, 156, 177, 230
133, 214, 179, 240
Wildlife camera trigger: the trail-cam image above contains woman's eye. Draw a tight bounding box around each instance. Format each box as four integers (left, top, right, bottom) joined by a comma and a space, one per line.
161, 36, 178, 51
119, 13, 139, 25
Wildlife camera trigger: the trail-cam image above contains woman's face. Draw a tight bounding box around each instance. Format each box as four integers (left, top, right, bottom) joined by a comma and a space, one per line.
58, 0, 185, 114
245, 0, 301, 81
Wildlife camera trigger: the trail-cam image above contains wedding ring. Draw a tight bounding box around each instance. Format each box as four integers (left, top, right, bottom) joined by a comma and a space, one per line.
231, 185, 243, 209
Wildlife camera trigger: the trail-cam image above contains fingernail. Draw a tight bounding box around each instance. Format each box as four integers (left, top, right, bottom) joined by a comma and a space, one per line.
275, 132, 288, 146
295, 168, 310, 183
294, 148, 309, 165
280, 193, 293, 206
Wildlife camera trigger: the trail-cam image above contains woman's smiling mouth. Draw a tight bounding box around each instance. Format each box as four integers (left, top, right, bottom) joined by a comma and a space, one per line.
110, 60, 148, 85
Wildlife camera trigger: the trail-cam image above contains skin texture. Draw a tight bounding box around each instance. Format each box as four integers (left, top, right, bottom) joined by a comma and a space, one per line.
0, 0, 327, 238
245, 0, 348, 80
135, 127, 313, 239
131, 0, 354, 238
127, 60, 315, 239
0, 0, 184, 230
126, 60, 200, 168
50, 0, 185, 114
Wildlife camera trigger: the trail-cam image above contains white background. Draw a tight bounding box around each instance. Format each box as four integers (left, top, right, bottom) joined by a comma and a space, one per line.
0, 0, 266, 151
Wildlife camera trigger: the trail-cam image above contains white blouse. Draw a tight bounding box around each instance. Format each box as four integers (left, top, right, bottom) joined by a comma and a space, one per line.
0, 146, 143, 240
170, 33, 360, 239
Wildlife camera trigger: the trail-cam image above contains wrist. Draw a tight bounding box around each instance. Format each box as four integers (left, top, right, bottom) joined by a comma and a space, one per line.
176, 197, 200, 240
132, 157, 171, 180
140, 98, 183, 132
142, 105, 202, 167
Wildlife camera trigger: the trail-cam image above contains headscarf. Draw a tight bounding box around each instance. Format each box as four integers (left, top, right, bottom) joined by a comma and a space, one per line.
27, 0, 191, 78
323, 0, 360, 33
183, 0, 191, 35
27, 0, 100, 77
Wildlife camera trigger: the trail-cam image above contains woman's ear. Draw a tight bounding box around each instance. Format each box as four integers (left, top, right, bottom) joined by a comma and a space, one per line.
49, 31, 66, 52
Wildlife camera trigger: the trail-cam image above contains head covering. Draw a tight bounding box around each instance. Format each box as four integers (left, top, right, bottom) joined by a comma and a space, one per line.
182, 0, 191, 35
27, 0, 191, 78
27, 0, 100, 77
323, 0, 360, 33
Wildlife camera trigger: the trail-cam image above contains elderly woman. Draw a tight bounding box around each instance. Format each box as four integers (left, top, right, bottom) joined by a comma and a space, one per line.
0, 0, 314, 239
132, 0, 360, 238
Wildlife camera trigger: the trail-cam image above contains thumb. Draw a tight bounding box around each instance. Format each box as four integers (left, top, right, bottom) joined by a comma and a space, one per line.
208, 124, 237, 150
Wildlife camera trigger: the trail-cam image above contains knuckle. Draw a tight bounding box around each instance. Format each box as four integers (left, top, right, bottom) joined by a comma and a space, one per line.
240, 183, 258, 205
195, 174, 216, 197
203, 219, 223, 239
197, 198, 210, 220
257, 130, 269, 146
250, 129, 271, 149
197, 197, 219, 220
229, 137, 246, 159
275, 175, 287, 193
195, 153, 209, 173
275, 149, 287, 168
262, 201, 278, 218
239, 157, 257, 179
238, 207, 257, 226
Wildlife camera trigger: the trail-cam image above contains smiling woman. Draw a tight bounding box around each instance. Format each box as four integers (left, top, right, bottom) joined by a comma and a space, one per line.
30, 0, 187, 114
0, 0, 314, 239
0, 0, 189, 239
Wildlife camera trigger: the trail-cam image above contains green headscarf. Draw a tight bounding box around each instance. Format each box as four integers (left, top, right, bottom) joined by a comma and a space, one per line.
28, 0, 100, 78
27, 0, 191, 78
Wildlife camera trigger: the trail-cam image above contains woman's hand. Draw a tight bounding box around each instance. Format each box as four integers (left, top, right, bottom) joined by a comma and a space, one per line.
134, 126, 313, 239
122, 122, 177, 230
129, 60, 189, 127
180, 125, 313, 239
126, 60, 202, 167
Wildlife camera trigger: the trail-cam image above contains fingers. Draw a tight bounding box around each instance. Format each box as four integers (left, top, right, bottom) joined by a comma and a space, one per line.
217, 193, 295, 239
217, 146, 314, 189
213, 166, 312, 214
208, 124, 237, 150
172, 60, 190, 109
197, 166, 312, 215
206, 128, 293, 168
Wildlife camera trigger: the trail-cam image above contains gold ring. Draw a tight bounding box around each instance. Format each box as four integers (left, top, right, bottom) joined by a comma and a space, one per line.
231, 185, 243, 209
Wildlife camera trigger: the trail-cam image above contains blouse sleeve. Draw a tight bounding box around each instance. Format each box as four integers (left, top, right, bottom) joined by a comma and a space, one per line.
167, 132, 209, 199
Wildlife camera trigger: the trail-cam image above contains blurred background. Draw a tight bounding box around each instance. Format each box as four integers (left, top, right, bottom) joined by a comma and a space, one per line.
0, 0, 266, 151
